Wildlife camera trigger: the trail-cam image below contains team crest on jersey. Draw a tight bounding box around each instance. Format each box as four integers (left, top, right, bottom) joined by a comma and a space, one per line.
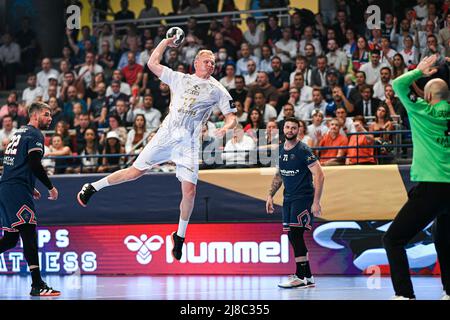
290, 154, 296, 160
282, 154, 288, 161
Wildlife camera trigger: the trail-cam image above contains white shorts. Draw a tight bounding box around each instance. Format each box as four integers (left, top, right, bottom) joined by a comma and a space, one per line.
133, 128, 199, 184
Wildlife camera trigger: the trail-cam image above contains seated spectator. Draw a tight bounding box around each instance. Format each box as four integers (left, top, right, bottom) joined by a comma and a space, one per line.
63, 86, 88, 119
0, 33, 21, 90
299, 25, 323, 56
43, 78, 62, 102
380, 36, 397, 66
351, 84, 382, 118
326, 39, 348, 76
0, 115, 17, 144
73, 128, 101, 174
259, 44, 274, 73
122, 52, 144, 87
359, 50, 389, 86
45, 134, 72, 174
244, 60, 258, 86
369, 105, 395, 143
22, 73, 43, 107
78, 52, 104, 87
244, 72, 279, 112
290, 56, 313, 87
0, 92, 19, 122
259, 120, 280, 149
106, 80, 130, 114
71, 102, 84, 128
236, 43, 259, 76
335, 106, 356, 135
351, 36, 370, 72
182, 0, 208, 14
317, 118, 348, 166
90, 82, 108, 128
180, 35, 201, 67
6, 102, 28, 129
297, 119, 313, 147
153, 81, 171, 117
345, 115, 376, 165
132, 94, 161, 131
308, 110, 328, 147
37, 58, 59, 91
383, 84, 408, 126
234, 100, 248, 125
98, 131, 125, 173
101, 114, 128, 147
243, 107, 265, 142
244, 16, 265, 58
200, 124, 218, 169
125, 114, 149, 155
299, 88, 328, 121
139, 38, 154, 67
268, 56, 290, 100
265, 14, 283, 49
392, 53, 408, 79
274, 27, 297, 68
304, 43, 318, 68
48, 97, 67, 130
373, 67, 393, 101
220, 15, 244, 48
310, 55, 329, 89
347, 70, 367, 106
113, 99, 133, 127
107, 70, 132, 96
252, 91, 278, 124
326, 86, 355, 118
75, 112, 95, 152
229, 75, 248, 105
138, 0, 160, 19
219, 64, 236, 90
118, 40, 141, 70
291, 72, 313, 104
277, 103, 295, 142
222, 124, 256, 167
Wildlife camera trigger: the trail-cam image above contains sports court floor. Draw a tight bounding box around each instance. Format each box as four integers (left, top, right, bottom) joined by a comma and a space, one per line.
0, 275, 445, 300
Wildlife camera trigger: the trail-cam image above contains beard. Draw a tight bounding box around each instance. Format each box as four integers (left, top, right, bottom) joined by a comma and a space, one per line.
284, 133, 297, 141
38, 119, 50, 130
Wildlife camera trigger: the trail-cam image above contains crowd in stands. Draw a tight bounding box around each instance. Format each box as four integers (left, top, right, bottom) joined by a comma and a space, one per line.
1, 0, 450, 173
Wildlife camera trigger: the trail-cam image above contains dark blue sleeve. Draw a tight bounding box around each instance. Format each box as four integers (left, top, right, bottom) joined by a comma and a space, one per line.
26, 130, 44, 155
300, 144, 318, 167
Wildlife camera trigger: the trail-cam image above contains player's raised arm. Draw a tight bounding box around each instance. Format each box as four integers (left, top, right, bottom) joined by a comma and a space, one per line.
147, 35, 177, 78
266, 168, 283, 214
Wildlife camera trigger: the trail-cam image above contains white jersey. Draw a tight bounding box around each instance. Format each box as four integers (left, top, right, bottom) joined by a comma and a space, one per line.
159, 66, 236, 138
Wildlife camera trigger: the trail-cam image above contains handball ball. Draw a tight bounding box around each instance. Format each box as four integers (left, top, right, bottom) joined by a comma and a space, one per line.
166, 27, 185, 47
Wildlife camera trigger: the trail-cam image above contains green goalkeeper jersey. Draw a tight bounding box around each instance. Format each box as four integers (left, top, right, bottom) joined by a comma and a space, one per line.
392, 69, 450, 183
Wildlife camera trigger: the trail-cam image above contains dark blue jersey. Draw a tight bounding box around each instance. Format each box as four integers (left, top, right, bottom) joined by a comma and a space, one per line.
278, 141, 318, 201
0, 125, 44, 193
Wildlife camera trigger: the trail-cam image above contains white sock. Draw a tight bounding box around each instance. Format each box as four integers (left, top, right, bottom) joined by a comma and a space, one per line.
91, 177, 110, 191
177, 218, 189, 238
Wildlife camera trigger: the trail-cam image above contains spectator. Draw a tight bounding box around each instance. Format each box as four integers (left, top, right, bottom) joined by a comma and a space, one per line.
90, 82, 108, 127
343, 28, 357, 59
259, 120, 280, 149
212, 47, 232, 80
59, 71, 82, 103
102, 114, 128, 147
399, 36, 419, 68
153, 81, 171, 117
118, 40, 141, 70
71, 102, 84, 128
299, 88, 328, 121
76, 26, 97, 53
332, 9, 350, 47
244, 16, 265, 58
73, 128, 100, 174
274, 27, 297, 68
347, 70, 367, 106
122, 52, 144, 87
268, 56, 290, 100
421, 34, 446, 62
113, 99, 133, 127
199, 124, 217, 169
115, 0, 135, 22
299, 26, 323, 56
184, 17, 206, 43
120, 24, 141, 53
317, 118, 348, 166
78, 52, 104, 87
359, 50, 389, 86
392, 53, 408, 79
345, 116, 376, 165
419, 2, 440, 29
220, 15, 244, 48
222, 124, 256, 167
55, 120, 73, 149
244, 60, 258, 86
351, 36, 370, 72
125, 114, 149, 154
380, 36, 397, 66
37, 57, 60, 91
44, 77, 62, 102
383, 84, 408, 126
133, 94, 161, 131
304, 43, 318, 68
335, 105, 355, 135
98, 131, 124, 173
74, 112, 95, 151
369, 104, 395, 141
97, 40, 116, 80
0, 33, 21, 90
229, 75, 248, 105
291, 72, 313, 105
368, 28, 383, 51
180, 35, 201, 67
326, 39, 348, 75
97, 24, 115, 55
182, 0, 208, 14
45, 134, 72, 174
326, 85, 354, 117
277, 102, 295, 141
63, 86, 88, 119
234, 100, 248, 124
244, 71, 279, 112
153, 24, 167, 46
48, 96, 67, 130
6, 102, 27, 129
0, 92, 19, 123
373, 67, 393, 101
0, 116, 17, 145
163, 48, 182, 70
438, 13, 450, 50
297, 119, 313, 147
307, 109, 328, 147
22, 73, 43, 107
220, 64, 236, 90
61, 45, 78, 70
15, 17, 38, 74
290, 11, 306, 42
310, 55, 329, 89
392, 19, 414, 52
106, 80, 130, 113
236, 43, 259, 76
211, 33, 237, 61
351, 84, 382, 118
265, 14, 283, 49
107, 69, 132, 96
243, 107, 265, 141
259, 44, 274, 73
138, 0, 160, 19
139, 39, 154, 68
252, 91, 278, 124
413, 0, 429, 21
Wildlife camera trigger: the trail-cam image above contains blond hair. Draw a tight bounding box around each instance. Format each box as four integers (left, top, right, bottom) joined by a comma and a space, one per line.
194, 49, 215, 62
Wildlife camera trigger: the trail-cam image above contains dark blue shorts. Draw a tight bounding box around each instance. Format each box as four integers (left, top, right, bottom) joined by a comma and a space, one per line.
0, 184, 37, 233
282, 197, 314, 232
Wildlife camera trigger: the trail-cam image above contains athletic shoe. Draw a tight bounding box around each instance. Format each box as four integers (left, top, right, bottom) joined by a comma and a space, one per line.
278, 275, 315, 289
77, 183, 97, 207
442, 293, 450, 300
171, 232, 184, 260
30, 282, 61, 297
391, 295, 415, 300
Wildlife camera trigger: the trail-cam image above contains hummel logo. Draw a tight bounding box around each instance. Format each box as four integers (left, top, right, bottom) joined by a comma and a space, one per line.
124, 234, 164, 264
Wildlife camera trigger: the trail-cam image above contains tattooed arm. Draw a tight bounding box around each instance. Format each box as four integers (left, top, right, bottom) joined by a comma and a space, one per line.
266, 169, 283, 214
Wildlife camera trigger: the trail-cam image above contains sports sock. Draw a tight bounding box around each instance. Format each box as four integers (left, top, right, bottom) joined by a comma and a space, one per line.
92, 177, 110, 191
177, 218, 189, 238
30, 267, 43, 286
296, 261, 312, 279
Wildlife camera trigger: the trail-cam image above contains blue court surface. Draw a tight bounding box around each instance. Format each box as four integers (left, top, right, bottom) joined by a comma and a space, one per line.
0, 275, 446, 300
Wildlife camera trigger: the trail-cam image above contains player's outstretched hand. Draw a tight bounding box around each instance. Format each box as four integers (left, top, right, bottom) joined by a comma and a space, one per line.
33, 188, 41, 200
417, 54, 439, 77
266, 196, 275, 214
311, 202, 322, 217
48, 187, 58, 200
165, 35, 178, 48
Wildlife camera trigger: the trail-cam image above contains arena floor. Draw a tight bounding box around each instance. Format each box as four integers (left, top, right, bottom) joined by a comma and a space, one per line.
0, 275, 445, 300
